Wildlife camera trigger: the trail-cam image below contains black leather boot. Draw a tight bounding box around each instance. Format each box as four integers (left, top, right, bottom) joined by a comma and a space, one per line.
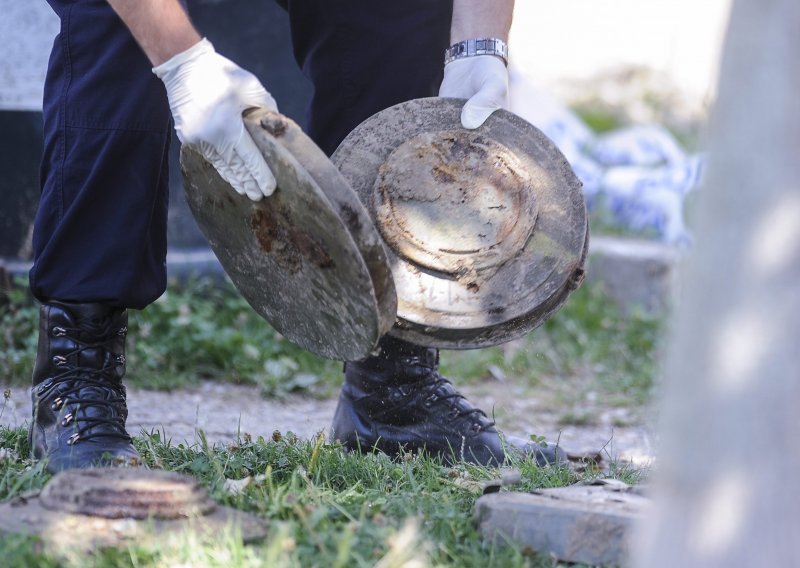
29, 301, 140, 472
331, 336, 565, 467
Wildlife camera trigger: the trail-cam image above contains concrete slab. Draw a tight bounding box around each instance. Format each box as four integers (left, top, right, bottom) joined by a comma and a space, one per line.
587, 235, 681, 314
475, 481, 651, 565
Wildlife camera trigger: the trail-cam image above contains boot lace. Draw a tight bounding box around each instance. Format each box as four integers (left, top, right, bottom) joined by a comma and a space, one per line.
45, 324, 130, 445
410, 360, 496, 433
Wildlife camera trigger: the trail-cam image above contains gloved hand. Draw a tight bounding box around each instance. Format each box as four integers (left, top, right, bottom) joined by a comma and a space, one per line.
438, 55, 509, 129
153, 38, 278, 201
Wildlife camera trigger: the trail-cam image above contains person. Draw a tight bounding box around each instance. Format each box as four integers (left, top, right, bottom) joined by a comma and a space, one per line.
29, 0, 561, 472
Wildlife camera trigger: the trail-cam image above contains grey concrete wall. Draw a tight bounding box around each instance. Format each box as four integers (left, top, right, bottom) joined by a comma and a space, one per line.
0, 1, 57, 112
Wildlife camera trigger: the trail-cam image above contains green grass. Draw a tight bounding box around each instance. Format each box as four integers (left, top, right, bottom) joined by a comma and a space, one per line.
0, 277, 342, 398
574, 108, 624, 134
0, 275, 662, 406
0, 425, 644, 567
440, 282, 663, 406
0, 275, 654, 566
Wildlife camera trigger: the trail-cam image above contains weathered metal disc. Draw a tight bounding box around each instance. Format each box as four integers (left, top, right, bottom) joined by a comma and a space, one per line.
180, 109, 396, 360
0, 468, 267, 553
39, 467, 216, 519
332, 98, 588, 349
373, 130, 539, 274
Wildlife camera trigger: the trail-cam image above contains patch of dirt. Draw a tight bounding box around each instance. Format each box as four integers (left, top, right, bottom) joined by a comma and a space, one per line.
1, 381, 654, 466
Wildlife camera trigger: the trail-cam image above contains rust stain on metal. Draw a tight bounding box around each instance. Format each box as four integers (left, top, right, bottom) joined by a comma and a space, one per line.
339, 203, 362, 233
260, 115, 288, 137
251, 207, 334, 274
445, 131, 489, 160
373, 130, 537, 277
295, 230, 335, 270
431, 163, 457, 184
251, 208, 278, 253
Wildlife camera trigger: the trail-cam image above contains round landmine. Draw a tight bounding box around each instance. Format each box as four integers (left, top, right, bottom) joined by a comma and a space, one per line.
332, 98, 588, 349
373, 130, 539, 275
0, 468, 267, 553
180, 109, 396, 361
39, 468, 216, 519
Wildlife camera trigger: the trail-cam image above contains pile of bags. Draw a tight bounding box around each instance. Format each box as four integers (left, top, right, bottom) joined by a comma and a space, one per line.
510, 72, 704, 245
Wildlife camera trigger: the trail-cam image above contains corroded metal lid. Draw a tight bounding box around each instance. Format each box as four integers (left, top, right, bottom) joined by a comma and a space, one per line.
0, 468, 267, 553
332, 98, 588, 349
180, 109, 397, 360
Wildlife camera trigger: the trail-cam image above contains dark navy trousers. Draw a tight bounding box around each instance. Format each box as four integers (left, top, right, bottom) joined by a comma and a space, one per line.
30, 0, 452, 309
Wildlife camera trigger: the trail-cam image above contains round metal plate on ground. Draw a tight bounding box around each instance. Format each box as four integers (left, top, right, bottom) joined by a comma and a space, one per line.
0, 468, 267, 553
180, 109, 396, 361
332, 98, 588, 349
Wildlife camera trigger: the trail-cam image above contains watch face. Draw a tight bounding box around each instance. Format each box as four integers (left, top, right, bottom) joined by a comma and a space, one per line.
332, 97, 588, 349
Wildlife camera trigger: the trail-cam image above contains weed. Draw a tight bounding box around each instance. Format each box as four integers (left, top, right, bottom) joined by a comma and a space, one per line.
0, 426, 48, 501
0, 281, 38, 388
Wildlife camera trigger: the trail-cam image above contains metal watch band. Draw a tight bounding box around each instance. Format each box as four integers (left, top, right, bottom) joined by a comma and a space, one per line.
444, 38, 509, 67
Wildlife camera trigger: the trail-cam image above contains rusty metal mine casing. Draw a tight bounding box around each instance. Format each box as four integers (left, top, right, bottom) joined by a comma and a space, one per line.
0, 468, 267, 554
332, 98, 589, 349
180, 99, 587, 356
181, 109, 397, 361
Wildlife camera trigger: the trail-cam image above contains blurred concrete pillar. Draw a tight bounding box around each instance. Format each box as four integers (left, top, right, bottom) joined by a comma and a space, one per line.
635, 0, 800, 566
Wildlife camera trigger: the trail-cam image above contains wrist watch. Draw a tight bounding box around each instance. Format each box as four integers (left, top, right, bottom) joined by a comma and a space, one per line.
444, 38, 509, 67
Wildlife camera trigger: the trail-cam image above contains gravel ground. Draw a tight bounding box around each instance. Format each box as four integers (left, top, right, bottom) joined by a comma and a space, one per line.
1, 381, 655, 467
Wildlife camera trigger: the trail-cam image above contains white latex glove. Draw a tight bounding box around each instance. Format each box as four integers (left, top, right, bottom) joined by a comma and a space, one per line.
153, 38, 278, 201
438, 55, 509, 129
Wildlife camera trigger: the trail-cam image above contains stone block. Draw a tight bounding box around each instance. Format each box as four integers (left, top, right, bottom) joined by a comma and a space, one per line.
475, 482, 650, 565
587, 235, 681, 314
